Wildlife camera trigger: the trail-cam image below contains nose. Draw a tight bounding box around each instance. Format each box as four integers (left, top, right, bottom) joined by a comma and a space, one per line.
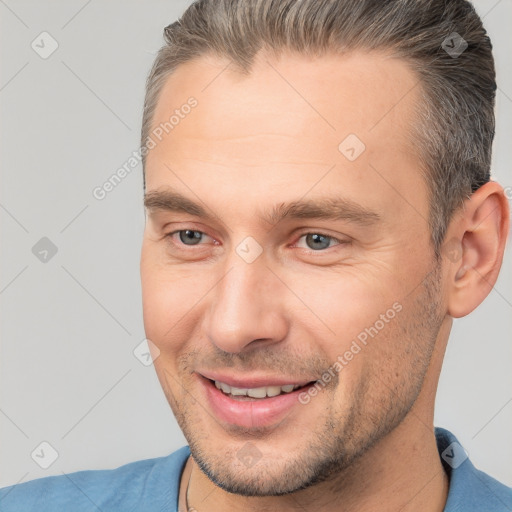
205, 255, 289, 354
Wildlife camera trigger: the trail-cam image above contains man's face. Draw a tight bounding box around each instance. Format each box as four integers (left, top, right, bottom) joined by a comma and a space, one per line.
140, 50, 446, 495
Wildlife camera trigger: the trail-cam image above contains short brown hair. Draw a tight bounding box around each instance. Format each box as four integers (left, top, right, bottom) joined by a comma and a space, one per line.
141, 0, 496, 253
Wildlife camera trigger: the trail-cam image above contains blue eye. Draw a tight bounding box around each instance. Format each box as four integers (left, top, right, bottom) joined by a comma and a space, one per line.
296, 233, 341, 251
166, 229, 344, 254
175, 230, 205, 245
179, 229, 203, 245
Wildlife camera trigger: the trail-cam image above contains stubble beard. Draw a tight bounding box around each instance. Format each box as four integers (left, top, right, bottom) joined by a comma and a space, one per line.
165, 262, 444, 497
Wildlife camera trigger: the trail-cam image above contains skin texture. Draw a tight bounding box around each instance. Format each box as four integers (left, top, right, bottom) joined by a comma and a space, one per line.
140, 50, 509, 511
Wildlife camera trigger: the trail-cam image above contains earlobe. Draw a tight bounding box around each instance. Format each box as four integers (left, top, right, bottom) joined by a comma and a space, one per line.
445, 182, 510, 318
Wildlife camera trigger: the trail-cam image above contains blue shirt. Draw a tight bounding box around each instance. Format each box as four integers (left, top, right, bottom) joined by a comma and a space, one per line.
1, 428, 510, 511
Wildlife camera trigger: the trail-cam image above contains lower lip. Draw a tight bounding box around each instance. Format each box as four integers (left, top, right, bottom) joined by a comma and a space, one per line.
199, 376, 313, 429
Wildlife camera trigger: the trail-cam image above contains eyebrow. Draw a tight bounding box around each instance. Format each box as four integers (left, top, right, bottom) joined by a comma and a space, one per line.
144, 189, 381, 227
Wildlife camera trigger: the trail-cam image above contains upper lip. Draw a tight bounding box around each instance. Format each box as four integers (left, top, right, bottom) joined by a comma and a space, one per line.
198, 370, 315, 389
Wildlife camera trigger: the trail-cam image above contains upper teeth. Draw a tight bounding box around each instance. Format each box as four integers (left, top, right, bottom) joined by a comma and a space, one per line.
214, 380, 302, 398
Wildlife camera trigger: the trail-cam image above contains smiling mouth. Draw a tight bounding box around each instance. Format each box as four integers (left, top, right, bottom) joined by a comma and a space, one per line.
209, 378, 316, 400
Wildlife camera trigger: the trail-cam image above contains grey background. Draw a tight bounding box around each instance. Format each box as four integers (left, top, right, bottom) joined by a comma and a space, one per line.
1, 0, 511, 488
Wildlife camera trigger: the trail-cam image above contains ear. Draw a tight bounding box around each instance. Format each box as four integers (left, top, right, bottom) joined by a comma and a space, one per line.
443, 181, 510, 318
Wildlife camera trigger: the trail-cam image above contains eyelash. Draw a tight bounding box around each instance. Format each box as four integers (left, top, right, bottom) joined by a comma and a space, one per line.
165, 229, 347, 254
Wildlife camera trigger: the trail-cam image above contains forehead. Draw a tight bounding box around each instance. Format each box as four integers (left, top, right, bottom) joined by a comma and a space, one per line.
149, 49, 421, 157
145, 50, 427, 228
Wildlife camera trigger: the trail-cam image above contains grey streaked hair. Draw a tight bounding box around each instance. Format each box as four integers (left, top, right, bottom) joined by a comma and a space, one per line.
141, 0, 496, 253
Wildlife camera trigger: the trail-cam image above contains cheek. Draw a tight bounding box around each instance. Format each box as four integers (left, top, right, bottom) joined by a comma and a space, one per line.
327, 301, 413, 414
140, 256, 213, 351
286, 267, 403, 346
